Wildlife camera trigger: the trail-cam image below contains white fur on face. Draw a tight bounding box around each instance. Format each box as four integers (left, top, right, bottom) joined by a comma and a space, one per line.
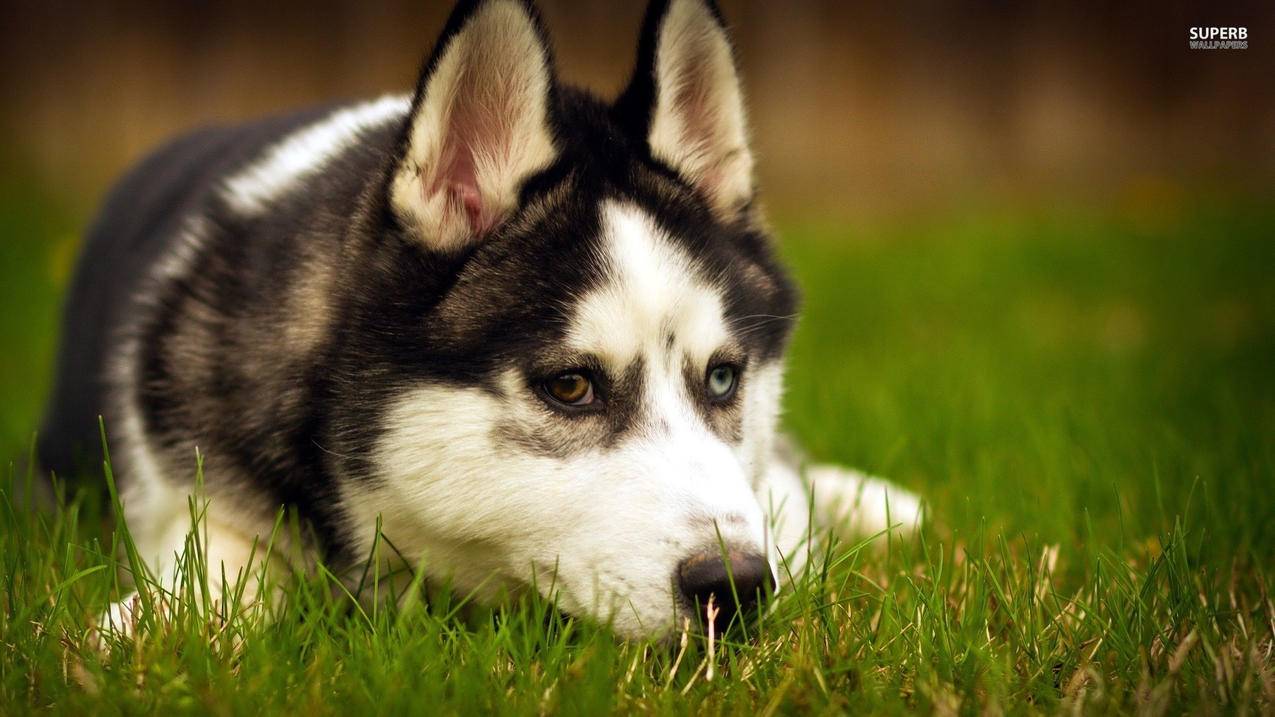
569, 202, 729, 370
222, 95, 411, 215
359, 202, 782, 638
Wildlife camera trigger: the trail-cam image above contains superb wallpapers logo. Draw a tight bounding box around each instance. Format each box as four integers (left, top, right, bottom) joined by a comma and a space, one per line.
1189, 27, 1248, 50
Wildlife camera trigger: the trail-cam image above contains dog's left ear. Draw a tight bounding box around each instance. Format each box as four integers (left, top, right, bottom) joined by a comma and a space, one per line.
390, 0, 558, 253
617, 0, 754, 221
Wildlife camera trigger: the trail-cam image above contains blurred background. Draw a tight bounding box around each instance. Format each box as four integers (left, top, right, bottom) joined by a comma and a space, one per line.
2, 0, 1273, 219
0, 1, 1271, 553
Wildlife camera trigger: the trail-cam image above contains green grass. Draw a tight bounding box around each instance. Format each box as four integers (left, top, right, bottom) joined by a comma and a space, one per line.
1, 184, 1272, 713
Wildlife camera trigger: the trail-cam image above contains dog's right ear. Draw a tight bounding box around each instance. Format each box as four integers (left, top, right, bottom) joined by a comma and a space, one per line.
390, 0, 558, 253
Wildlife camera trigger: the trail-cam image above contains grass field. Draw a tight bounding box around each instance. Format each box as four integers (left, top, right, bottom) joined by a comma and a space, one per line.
1, 180, 1272, 713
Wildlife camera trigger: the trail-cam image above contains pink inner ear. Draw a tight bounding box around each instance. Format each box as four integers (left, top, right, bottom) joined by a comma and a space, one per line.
428, 138, 490, 237
450, 178, 484, 233
429, 92, 501, 237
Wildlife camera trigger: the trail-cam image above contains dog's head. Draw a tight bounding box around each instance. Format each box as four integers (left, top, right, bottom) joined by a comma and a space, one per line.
335, 0, 798, 639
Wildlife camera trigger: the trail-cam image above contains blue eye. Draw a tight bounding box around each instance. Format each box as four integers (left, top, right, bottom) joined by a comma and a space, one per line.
706, 364, 739, 400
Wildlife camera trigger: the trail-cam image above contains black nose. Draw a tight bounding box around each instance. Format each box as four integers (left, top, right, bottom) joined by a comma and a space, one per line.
677, 550, 774, 632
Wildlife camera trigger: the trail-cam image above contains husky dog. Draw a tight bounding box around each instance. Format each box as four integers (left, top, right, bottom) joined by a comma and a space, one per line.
39, 0, 920, 640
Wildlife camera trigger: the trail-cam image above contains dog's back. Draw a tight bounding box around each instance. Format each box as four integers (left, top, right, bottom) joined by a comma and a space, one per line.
38, 106, 356, 477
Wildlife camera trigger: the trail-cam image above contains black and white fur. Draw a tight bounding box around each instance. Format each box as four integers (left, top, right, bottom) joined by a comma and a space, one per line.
40, 0, 920, 640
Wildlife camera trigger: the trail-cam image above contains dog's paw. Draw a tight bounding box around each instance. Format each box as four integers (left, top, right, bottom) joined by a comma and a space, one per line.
88, 592, 146, 653
805, 464, 924, 537
97, 592, 143, 639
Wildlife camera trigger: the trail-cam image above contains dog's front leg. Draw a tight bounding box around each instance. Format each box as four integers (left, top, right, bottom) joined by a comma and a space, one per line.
761, 441, 924, 582
760, 449, 816, 581
99, 500, 291, 639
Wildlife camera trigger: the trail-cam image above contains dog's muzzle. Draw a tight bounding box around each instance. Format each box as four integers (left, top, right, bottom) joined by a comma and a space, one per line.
676, 549, 773, 633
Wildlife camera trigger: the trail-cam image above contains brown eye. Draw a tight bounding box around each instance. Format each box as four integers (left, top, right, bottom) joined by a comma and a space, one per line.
545, 372, 595, 406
